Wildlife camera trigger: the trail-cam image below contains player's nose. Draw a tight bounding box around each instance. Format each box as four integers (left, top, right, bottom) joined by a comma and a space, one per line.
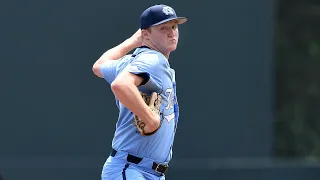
167, 29, 175, 37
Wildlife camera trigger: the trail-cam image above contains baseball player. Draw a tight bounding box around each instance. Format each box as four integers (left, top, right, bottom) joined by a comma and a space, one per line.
92, 4, 187, 180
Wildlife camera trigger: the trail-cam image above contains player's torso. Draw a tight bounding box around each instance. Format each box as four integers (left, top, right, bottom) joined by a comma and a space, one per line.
111, 49, 179, 163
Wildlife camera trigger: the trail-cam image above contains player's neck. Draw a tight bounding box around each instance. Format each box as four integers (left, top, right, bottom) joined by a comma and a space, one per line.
142, 43, 170, 60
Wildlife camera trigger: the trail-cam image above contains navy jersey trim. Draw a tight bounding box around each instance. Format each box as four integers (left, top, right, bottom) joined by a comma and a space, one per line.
122, 164, 130, 180
130, 46, 152, 86
136, 73, 150, 86
138, 45, 151, 49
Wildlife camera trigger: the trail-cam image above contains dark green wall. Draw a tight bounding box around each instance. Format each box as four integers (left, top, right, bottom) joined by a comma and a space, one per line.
1, 0, 319, 179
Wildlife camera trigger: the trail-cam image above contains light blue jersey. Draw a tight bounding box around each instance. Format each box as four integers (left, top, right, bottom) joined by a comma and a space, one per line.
100, 46, 179, 164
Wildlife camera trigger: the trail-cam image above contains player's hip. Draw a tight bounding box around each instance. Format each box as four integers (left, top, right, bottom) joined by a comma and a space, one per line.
102, 156, 165, 180
112, 131, 175, 162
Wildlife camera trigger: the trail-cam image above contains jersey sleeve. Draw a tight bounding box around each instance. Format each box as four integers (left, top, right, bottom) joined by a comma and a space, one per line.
100, 60, 118, 84
124, 53, 163, 89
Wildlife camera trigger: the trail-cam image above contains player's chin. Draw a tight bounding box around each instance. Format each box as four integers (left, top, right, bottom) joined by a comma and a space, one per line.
168, 44, 177, 52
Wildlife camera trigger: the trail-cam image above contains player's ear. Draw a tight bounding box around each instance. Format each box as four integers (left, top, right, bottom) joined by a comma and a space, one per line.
141, 29, 150, 40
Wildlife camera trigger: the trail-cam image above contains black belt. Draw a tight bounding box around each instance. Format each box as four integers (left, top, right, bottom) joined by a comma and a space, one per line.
110, 149, 169, 174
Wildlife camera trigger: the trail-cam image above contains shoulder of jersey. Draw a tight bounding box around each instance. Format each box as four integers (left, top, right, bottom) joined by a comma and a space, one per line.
139, 49, 166, 61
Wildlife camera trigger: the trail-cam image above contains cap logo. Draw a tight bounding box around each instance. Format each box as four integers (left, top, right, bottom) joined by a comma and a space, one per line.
162, 6, 175, 15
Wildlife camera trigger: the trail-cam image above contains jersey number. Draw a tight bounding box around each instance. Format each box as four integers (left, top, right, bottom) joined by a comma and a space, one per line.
165, 88, 174, 110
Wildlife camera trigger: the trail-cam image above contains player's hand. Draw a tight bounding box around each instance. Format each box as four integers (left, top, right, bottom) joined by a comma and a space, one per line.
133, 92, 162, 136
143, 92, 161, 135
128, 29, 142, 48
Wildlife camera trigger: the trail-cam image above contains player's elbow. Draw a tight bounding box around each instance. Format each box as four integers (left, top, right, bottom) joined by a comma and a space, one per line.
92, 63, 103, 78
111, 80, 124, 93
111, 79, 132, 95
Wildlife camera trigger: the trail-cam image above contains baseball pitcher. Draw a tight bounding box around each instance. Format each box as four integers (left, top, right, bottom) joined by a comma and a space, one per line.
92, 4, 187, 180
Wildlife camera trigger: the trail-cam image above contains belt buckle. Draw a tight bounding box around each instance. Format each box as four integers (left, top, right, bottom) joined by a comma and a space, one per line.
154, 163, 169, 174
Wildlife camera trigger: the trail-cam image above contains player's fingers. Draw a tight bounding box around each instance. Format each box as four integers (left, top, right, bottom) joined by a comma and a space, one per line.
148, 92, 157, 107
155, 94, 162, 109
140, 92, 148, 103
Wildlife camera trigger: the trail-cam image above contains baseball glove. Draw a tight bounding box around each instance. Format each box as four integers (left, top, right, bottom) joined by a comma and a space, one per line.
132, 91, 162, 136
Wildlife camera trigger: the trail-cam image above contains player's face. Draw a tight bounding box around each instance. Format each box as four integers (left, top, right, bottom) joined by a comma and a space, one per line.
149, 21, 179, 54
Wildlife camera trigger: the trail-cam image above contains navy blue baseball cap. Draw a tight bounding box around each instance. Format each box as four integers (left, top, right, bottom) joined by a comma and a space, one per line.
140, 4, 187, 29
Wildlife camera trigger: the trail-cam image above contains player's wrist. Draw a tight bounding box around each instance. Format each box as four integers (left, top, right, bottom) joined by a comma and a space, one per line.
144, 118, 160, 133
124, 38, 140, 49
145, 115, 160, 129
